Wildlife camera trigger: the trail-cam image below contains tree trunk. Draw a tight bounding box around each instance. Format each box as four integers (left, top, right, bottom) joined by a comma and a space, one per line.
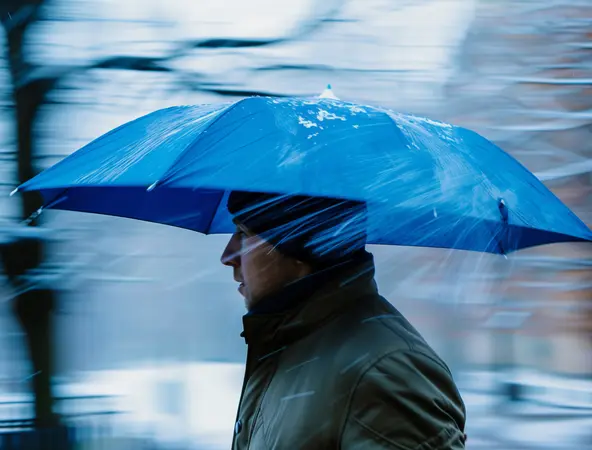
0, 0, 59, 428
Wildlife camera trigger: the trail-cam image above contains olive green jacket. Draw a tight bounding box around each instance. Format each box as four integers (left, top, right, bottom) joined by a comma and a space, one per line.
232, 258, 466, 449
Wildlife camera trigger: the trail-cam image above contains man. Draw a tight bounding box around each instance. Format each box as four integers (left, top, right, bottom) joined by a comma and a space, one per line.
221, 191, 466, 449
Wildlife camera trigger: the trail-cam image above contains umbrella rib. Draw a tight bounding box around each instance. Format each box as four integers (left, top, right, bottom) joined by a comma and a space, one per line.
159, 130, 282, 189
158, 109, 269, 187
154, 99, 248, 188
204, 190, 226, 235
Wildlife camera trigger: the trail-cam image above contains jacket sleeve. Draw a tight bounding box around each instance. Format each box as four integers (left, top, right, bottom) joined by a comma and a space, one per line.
340, 349, 466, 450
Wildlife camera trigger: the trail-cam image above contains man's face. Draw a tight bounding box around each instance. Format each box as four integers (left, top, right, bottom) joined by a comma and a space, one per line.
221, 224, 311, 310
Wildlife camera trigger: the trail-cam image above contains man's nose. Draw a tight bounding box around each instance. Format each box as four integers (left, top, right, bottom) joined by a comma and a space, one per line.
221, 234, 241, 267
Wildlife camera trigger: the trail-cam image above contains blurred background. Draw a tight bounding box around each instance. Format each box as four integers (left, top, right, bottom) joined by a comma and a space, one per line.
0, 0, 591, 448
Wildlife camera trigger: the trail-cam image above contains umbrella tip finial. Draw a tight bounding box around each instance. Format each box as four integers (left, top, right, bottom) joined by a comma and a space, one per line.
319, 84, 339, 100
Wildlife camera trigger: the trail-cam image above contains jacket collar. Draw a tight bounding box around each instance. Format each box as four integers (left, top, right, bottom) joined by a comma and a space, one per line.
241, 251, 378, 354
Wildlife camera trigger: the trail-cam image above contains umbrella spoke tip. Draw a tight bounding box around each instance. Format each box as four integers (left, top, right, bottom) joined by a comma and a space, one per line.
9, 188, 18, 197
147, 181, 159, 192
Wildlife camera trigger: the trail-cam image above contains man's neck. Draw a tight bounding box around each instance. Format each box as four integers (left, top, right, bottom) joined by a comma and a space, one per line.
246, 250, 372, 316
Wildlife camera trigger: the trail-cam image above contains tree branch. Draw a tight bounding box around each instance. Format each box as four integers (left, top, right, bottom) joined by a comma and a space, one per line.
193, 86, 291, 97
496, 76, 592, 86
178, 0, 345, 51
93, 55, 172, 72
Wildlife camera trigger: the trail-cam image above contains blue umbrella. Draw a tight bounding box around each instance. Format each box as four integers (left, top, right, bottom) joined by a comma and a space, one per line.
16, 88, 592, 254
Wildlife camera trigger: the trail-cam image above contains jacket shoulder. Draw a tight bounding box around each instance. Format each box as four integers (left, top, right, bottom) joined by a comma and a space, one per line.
326, 296, 466, 448
336, 294, 442, 358
341, 348, 466, 449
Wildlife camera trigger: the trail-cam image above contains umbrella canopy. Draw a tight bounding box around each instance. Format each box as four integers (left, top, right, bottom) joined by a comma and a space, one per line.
17, 92, 592, 254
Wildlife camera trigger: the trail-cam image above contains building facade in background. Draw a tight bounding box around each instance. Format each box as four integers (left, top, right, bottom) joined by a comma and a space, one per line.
445, 0, 592, 376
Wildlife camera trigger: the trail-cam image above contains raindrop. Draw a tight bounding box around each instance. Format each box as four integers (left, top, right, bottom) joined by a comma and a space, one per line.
280, 391, 315, 402
285, 357, 320, 373
340, 353, 370, 374
9, 188, 18, 197
23, 370, 41, 381
361, 314, 397, 324
258, 346, 287, 361
147, 181, 159, 192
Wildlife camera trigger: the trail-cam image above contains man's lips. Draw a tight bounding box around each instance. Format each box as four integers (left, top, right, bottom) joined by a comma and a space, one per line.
234, 274, 245, 293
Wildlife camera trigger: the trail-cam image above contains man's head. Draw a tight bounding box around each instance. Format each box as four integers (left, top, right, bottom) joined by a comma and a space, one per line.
221, 191, 367, 310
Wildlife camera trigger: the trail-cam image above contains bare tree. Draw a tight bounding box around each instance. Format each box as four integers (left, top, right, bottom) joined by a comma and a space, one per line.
1, 0, 61, 428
